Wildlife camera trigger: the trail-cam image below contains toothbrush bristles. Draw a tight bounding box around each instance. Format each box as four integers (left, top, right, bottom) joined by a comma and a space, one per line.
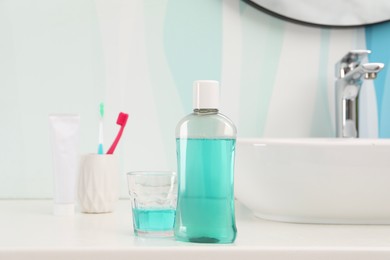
117, 112, 128, 125
100, 102, 104, 118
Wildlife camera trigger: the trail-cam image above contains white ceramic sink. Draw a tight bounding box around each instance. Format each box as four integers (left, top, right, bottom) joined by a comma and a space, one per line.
235, 138, 390, 224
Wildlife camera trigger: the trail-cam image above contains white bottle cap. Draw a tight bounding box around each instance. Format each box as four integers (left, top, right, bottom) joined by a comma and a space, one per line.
193, 80, 220, 109
53, 203, 75, 216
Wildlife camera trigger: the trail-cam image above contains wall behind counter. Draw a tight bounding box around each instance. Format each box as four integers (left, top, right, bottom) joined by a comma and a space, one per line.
1, 0, 385, 198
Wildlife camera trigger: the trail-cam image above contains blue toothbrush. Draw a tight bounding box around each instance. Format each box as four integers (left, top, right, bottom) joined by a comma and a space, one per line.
98, 102, 104, 154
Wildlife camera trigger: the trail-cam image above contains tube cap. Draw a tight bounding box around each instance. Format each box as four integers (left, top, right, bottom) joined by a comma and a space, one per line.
193, 80, 220, 109
54, 203, 75, 216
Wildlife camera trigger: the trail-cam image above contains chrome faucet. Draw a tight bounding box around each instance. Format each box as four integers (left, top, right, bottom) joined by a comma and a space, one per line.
335, 50, 384, 138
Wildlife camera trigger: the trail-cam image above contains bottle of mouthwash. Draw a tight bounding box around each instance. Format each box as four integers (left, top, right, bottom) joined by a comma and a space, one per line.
174, 80, 237, 244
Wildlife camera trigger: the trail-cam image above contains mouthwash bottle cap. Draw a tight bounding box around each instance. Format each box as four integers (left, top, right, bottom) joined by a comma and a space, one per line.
193, 80, 220, 109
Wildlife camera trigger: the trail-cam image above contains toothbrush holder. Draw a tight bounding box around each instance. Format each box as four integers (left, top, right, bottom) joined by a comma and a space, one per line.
78, 154, 119, 213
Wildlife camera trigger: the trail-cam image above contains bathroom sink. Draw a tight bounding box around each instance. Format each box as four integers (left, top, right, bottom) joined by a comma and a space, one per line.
235, 138, 390, 224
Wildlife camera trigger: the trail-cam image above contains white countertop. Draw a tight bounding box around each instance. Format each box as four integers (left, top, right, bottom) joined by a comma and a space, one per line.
1, 200, 390, 260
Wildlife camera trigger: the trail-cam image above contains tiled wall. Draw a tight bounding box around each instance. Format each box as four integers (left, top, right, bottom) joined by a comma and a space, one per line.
0, 0, 388, 198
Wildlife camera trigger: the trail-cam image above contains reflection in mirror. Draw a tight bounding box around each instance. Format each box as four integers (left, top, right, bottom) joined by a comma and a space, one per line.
245, 0, 390, 27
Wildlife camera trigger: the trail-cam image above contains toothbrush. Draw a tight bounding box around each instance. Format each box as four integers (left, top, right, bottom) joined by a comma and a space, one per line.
97, 102, 105, 154
106, 112, 129, 154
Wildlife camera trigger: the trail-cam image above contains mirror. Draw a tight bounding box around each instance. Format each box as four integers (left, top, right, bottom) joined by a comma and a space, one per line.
245, 0, 390, 27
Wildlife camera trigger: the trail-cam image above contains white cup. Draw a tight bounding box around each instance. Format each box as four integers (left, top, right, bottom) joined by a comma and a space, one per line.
78, 154, 119, 213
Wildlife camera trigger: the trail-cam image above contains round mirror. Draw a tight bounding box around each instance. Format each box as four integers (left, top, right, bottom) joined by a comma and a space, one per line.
245, 0, 390, 27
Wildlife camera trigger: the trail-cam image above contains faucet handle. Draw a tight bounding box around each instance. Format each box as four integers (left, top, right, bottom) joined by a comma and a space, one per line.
335, 50, 371, 78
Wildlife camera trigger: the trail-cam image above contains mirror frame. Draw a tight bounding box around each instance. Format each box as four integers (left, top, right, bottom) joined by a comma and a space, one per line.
243, 0, 390, 28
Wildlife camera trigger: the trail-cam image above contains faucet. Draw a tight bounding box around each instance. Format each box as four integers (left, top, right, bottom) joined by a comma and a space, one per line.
335, 50, 384, 138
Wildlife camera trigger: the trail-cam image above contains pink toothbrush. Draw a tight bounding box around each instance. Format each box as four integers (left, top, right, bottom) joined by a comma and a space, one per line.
106, 112, 129, 154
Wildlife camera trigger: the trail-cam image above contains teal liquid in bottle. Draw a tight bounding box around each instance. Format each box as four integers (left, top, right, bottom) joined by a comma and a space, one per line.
174, 80, 237, 243
175, 138, 236, 243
